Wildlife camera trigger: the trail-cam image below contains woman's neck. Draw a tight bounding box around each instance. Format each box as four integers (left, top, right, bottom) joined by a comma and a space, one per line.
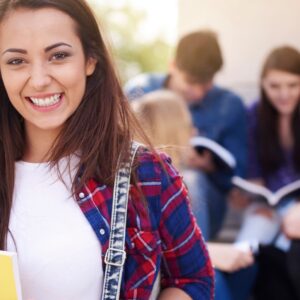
279, 114, 294, 150
23, 123, 61, 163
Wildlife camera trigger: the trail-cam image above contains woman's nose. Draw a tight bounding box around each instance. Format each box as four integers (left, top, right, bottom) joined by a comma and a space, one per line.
29, 63, 52, 91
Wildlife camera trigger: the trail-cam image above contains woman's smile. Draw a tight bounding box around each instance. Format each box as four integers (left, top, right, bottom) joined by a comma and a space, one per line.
26, 93, 64, 112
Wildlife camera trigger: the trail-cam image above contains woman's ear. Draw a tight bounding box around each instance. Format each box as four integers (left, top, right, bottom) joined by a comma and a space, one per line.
85, 57, 97, 76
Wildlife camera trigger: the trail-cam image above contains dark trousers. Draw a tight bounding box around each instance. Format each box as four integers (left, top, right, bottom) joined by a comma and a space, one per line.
254, 242, 300, 300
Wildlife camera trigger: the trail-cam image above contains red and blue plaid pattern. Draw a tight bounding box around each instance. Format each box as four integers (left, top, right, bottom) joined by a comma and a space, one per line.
77, 148, 214, 299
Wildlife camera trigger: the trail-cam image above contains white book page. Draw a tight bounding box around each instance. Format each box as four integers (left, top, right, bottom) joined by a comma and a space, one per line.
272, 179, 300, 204
232, 177, 300, 206
232, 176, 272, 200
190, 136, 236, 168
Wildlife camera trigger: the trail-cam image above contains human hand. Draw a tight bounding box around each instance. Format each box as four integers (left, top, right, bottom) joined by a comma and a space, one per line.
282, 202, 300, 239
228, 188, 251, 210
184, 147, 215, 173
207, 243, 254, 273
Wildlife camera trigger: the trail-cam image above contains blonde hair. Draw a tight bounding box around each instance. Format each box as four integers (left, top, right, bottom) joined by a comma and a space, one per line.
132, 90, 192, 169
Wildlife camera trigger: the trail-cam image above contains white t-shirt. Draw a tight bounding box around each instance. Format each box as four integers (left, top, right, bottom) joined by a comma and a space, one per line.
7, 156, 103, 300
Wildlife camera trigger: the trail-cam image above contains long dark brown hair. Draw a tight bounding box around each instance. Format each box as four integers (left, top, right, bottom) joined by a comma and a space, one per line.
0, 0, 149, 249
257, 46, 300, 176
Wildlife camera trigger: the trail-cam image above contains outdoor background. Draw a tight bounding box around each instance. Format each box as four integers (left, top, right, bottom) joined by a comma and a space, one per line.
87, 0, 177, 84
88, 0, 300, 103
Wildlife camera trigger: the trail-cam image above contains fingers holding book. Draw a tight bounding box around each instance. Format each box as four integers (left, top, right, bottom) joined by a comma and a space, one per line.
184, 147, 216, 173
228, 187, 252, 210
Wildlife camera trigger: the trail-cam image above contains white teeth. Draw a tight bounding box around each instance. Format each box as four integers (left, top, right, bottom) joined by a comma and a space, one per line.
29, 94, 61, 107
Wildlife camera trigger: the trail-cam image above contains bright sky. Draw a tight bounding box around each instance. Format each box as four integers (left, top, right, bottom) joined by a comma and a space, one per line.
88, 0, 178, 44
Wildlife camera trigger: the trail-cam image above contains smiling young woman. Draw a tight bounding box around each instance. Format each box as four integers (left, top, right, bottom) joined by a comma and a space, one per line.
0, 1, 213, 300
0, 7, 97, 162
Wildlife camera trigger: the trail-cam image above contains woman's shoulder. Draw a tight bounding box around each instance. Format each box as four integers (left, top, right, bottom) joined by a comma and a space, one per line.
131, 146, 183, 228
135, 145, 180, 182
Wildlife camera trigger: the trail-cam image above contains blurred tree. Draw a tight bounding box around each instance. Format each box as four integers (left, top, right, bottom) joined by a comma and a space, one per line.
91, 4, 173, 83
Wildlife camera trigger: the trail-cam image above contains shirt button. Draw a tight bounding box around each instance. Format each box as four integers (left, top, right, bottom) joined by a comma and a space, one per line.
79, 192, 85, 199
99, 228, 105, 235
131, 242, 135, 248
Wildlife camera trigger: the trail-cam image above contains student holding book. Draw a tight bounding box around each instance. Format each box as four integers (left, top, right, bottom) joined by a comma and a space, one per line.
0, 1, 214, 299
233, 46, 300, 300
125, 30, 247, 240
132, 90, 256, 300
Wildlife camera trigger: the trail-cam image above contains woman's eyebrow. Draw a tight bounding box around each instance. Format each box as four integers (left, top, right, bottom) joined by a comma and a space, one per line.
1, 48, 26, 56
1, 42, 72, 56
44, 42, 72, 52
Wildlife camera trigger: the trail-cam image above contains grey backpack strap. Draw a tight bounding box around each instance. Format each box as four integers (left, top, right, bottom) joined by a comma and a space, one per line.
101, 141, 140, 300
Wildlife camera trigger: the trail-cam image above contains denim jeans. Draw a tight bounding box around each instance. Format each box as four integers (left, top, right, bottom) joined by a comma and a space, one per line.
215, 265, 257, 300
236, 199, 296, 252
182, 169, 227, 240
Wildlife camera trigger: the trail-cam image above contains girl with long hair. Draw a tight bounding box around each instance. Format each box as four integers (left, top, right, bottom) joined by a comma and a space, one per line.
236, 46, 300, 300
0, 1, 213, 299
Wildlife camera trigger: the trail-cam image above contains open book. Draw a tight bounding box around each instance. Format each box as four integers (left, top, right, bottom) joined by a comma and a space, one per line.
232, 176, 300, 206
0, 251, 23, 300
190, 136, 236, 171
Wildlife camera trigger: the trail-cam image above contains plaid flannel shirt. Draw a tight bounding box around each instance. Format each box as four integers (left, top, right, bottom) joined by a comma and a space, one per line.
76, 148, 214, 300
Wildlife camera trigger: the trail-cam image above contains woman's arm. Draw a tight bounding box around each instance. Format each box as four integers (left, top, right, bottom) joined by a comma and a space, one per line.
207, 242, 254, 272
158, 153, 214, 300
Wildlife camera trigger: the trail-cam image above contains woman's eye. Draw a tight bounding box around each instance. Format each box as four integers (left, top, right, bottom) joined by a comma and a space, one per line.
51, 52, 69, 61
289, 83, 299, 89
7, 58, 24, 65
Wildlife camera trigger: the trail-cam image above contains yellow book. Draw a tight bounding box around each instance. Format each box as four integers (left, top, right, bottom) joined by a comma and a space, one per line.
0, 251, 22, 300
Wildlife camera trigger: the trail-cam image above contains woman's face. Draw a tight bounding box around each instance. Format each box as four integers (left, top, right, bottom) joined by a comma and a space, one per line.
262, 69, 300, 116
0, 7, 96, 136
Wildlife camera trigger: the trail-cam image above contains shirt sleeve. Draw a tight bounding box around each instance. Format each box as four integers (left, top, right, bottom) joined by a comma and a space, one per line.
220, 95, 247, 178
158, 152, 214, 300
208, 94, 247, 191
124, 73, 152, 100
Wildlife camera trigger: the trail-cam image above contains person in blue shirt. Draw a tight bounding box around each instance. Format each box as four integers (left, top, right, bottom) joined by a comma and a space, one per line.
125, 30, 247, 241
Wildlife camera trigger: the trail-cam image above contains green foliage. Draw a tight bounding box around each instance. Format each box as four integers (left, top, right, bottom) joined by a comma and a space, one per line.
91, 4, 173, 83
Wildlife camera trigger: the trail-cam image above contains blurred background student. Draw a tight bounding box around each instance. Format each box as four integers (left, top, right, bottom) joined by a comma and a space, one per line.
126, 30, 247, 241
132, 89, 256, 300
233, 46, 300, 300
131, 90, 191, 170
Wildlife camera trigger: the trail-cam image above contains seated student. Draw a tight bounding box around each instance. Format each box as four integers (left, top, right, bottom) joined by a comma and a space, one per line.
131, 90, 192, 170
125, 30, 247, 240
233, 46, 300, 300
132, 90, 256, 300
